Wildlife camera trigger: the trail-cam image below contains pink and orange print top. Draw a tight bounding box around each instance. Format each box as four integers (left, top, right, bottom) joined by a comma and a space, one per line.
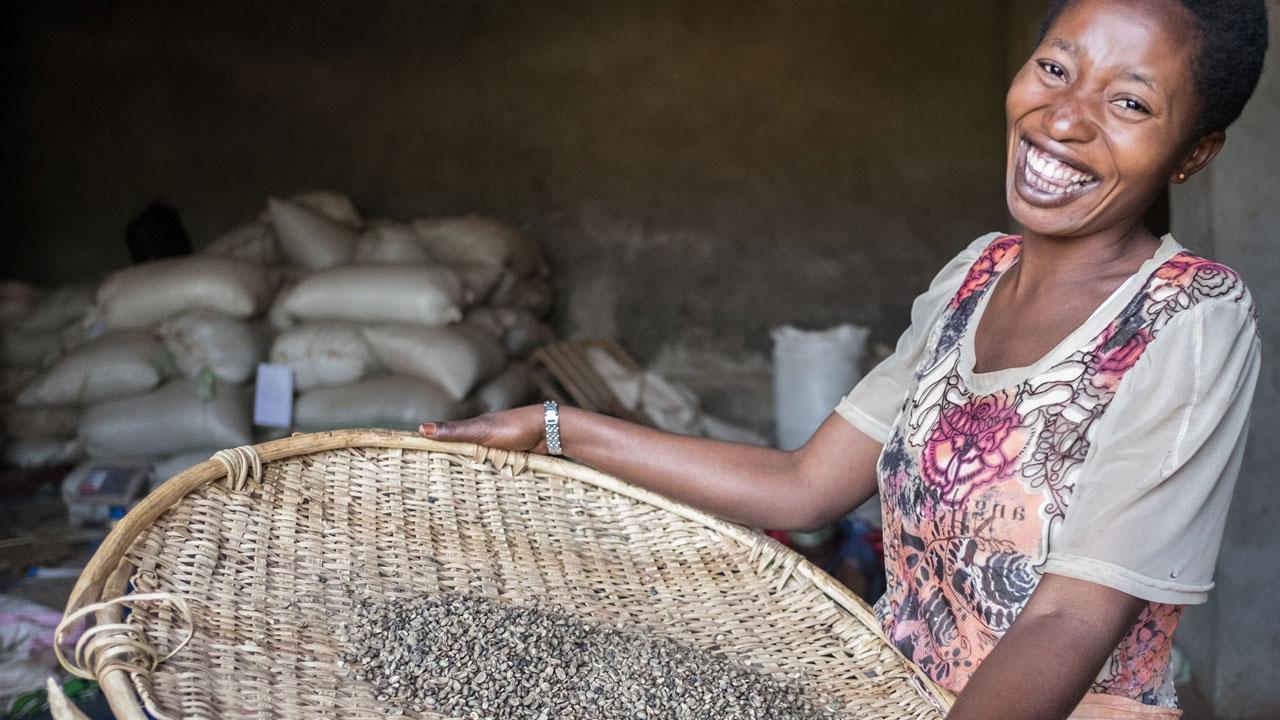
837, 233, 1260, 713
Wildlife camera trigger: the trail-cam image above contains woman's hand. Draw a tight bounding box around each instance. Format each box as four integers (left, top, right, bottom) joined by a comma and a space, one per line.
419, 404, 548, 453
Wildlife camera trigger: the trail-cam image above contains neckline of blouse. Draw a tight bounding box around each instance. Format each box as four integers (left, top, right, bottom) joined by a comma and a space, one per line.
959, 233, 1184, 393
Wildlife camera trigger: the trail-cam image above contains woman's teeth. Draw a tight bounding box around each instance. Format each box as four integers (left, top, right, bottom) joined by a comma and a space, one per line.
1024, 143, 1096, 194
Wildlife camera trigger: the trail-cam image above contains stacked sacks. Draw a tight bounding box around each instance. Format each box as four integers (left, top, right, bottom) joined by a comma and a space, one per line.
261, 198, 450, 431
156, 311, 267, 386
0, 281, 43, 323
0, 283, 96, 368
410, 216, 552, 413
0, 283, 99, 469
4, 192, 554, 478
74, 256, 273, 471
1, 405, 82, 468
202, 221, 280, 265
17, 331, 173, 407
265, 204, 550, 430
94, 256, 274, 330
80, 378, 253, 458
266, 195, 361, 272
265, 203, 477, 431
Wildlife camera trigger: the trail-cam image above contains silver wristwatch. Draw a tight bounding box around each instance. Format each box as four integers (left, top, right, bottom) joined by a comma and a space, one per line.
543, 400, 563, 456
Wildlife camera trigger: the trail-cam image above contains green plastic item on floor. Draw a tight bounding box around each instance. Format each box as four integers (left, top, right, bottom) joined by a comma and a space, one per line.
2, 678, 99, 719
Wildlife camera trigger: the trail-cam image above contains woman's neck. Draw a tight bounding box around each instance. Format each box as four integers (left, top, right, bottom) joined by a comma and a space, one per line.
1011, 222, 1162, 293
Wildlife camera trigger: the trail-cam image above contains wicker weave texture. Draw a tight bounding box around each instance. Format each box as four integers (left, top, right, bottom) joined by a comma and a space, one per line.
67, 434, 948, 719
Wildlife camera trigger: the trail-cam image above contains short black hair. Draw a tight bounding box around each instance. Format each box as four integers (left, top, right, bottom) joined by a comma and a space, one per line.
1038, 0, 1270, 139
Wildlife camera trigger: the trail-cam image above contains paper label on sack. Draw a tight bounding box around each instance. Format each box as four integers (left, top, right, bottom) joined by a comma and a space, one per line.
254, 362, 294, 428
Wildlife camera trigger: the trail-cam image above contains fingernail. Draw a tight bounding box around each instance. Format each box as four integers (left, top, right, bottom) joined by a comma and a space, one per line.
420, 423, 435, 435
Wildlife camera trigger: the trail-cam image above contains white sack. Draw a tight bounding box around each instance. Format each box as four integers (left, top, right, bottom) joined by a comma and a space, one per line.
203, 222, 280, 265
265, 274, 302, 331
474, 364, 538, 414
502, 314, 556, 357
0, 281, 41, 323
588, 346, 701, 435
455, 264, 508, 306
269, 322, 381, 390
0, 328, 63, 367
699, 415, 770, 447
586, 347, 769, 446
79, 379, 253, 457
362, 322, 505, 401
96, 256, 274, 329
268, 197, 357, 270
59, 319, 99, 354
412, 216, 547, 278
14, 283, 95, 331
3, 438, 83, 469
157, 311, 265, 384
771, 324, 869, 451
353, 221, 432, 264
0, 366, 38, 400
1, 405, 79, 440
296, 191, 362, 229
16, 331, 172, 406
467, 307, 556, 357
262, 191, 362, 230
271, 265, 312, 286
150, 449, 221, 490
294, 376, 468, 432
466, 307, 506, 339
280, 265, 464, 326
489, 275, 553, 317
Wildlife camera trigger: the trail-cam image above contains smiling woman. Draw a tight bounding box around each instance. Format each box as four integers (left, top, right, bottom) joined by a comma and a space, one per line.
418, 2, 1271, 719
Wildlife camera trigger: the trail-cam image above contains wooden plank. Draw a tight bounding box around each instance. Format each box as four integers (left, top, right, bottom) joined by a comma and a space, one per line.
529, 339, 653, 425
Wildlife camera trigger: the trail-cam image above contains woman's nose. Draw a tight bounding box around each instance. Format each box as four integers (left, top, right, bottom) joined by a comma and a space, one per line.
1043, 93, 1098, 143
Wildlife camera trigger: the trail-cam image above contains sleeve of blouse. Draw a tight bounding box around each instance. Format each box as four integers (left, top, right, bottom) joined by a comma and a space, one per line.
834, 232, 1004, 443
1041, 298, 1261, 605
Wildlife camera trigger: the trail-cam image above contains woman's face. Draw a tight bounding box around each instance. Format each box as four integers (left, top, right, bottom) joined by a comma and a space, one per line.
1005, 0, 1205, 238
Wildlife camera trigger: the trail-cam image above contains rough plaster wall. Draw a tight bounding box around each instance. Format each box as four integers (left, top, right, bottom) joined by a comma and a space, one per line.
1169, 10, 1280, 718
1, 1, 1008, 392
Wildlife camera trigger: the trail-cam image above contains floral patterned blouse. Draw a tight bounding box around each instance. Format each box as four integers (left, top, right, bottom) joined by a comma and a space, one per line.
836, 233, 1260, 717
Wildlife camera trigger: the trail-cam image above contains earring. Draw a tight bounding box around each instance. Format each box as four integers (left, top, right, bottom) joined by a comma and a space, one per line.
1177, 172, 1187, 181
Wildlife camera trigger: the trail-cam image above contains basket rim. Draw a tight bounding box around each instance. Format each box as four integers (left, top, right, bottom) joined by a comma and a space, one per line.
61, 429, 955, 716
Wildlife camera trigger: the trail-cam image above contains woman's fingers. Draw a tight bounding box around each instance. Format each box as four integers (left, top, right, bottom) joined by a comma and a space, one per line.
420, 406, 545, 451
419, 417, 489, 443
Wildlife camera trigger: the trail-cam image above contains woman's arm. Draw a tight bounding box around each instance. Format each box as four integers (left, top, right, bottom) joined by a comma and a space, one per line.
421, 406, 882, 530
946, 573, 1147, 720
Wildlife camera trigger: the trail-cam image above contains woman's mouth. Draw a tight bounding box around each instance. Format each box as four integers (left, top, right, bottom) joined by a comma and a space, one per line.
1014, 139, 1101, 207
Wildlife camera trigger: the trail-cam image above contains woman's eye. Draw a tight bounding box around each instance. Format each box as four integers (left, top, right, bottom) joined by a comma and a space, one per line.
1114, 98, 1151, 114
1037, 61, 1066, 80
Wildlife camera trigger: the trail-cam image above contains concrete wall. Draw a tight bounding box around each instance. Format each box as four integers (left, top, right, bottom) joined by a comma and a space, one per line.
1, 0, 1009, 382
1169, 8, 1280, 718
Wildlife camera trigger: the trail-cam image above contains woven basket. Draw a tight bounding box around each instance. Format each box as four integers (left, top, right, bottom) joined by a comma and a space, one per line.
57, 430, 953, 719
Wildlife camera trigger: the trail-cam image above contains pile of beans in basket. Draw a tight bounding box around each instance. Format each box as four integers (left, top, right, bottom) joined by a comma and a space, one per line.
339, 593, 845, 719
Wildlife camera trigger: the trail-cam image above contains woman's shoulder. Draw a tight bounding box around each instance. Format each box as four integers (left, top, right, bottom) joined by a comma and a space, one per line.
929, 231, 1017, 286
1152, 247, 1253, 305
1124, 245, 1261, 376
958, 231, 1017, 261
1146, 244, 1258, 331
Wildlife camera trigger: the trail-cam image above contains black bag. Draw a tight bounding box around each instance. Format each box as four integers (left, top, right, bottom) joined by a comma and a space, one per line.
126, 200, 192, 263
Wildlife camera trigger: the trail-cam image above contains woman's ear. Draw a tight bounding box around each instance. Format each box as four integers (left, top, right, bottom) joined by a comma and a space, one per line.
1172, 131, 1225, 183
